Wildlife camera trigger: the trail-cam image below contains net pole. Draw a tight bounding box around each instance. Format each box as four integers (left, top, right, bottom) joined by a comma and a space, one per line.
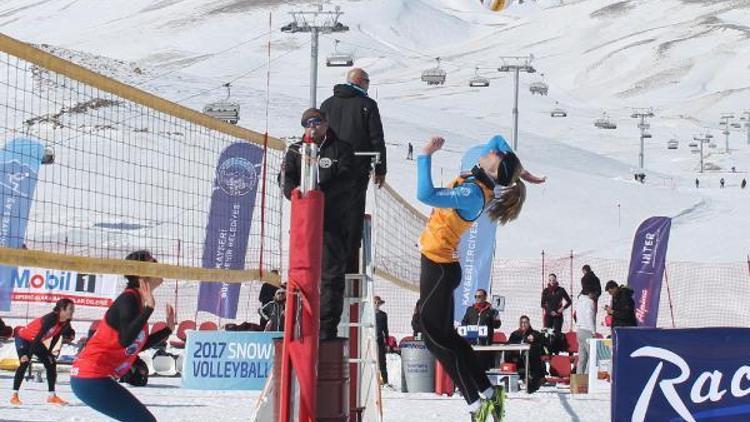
664, 265, 676, 328
569, 250, 574, 331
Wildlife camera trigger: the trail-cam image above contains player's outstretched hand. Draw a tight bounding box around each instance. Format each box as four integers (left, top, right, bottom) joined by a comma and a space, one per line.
422, 136, 445, 156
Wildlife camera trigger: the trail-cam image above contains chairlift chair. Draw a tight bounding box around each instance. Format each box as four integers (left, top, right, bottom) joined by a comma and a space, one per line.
594, 113, 617, 130
529, 82, 548, 96
421, 57, 447, 85
41, 145, 55, 165
688, 141, 698, 148
468, 67, 490, 87
667, 139, 678, 150
731, 122, 742, 129
326, 40, 354, 67
642, 132, 652, 139
708, 143, 717, 148
203, 83, 240, 125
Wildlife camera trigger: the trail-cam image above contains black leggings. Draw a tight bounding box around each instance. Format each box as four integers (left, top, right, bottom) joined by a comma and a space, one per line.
14, 338, 56, 392
418, 255, 491, 404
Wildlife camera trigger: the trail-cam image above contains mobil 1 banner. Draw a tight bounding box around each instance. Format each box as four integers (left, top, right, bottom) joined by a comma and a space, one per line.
612, 327, 750, 422
182, 331, 277, 390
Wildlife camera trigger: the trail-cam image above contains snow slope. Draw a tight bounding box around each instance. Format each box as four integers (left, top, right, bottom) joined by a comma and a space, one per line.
3, 0, 748, 262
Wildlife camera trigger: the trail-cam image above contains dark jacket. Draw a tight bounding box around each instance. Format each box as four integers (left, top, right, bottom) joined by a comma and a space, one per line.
611, 285, 637, 327
320, 84, 386, 176
581, 271, 602, 299
541, 286, 572, 316
282, 129, 355, 228
376, 309, 389, 344
461, 303, 501, 345
260, 301, 285, 331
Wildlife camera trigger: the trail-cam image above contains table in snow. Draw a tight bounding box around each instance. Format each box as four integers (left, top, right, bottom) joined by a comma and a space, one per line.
472, 343, 531, 393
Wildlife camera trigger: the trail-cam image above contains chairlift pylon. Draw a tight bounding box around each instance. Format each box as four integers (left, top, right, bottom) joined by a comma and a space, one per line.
326, 39, 354, 67
468, 67, 490, 88
421, 57, 447, 86
203, 83, 240, 125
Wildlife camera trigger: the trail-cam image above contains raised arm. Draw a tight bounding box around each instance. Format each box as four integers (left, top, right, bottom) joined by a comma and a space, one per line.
416, 137, 484, 213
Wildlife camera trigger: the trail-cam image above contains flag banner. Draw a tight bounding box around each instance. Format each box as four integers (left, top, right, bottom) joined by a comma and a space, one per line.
0, 138, 44, 311
626, 216, 672, 327
197, 143, 264, 319
455, 145, 496, 325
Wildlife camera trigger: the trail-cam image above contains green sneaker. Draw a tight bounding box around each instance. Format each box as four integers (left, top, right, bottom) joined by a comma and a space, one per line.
472, 401, 491, 422
487, 386, 505, 422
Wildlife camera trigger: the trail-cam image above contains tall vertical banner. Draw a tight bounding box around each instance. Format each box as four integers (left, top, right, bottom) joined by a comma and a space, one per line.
626, 216, 672, 327
455, 145, 497, 325
0, 138, 44, 311
197, 143, 263, 319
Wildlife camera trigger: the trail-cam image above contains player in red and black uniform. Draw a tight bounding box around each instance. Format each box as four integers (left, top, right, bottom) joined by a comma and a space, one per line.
71, 250, 175, 422
11, 298, 75, 406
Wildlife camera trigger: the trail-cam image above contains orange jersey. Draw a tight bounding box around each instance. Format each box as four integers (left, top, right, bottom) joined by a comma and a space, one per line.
419, 176, 494, 263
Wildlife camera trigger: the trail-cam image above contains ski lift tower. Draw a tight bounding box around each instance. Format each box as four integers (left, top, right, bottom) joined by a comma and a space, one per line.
498, 55, 536, 150
693, 134, 709, 173
281, 5, 349, 107
630, 107, 655, 170
741, 111, 750, 145
719, 113, 736, 153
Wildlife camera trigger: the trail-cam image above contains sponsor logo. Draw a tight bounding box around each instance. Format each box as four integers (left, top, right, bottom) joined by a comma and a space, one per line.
319, 157, 333, 169
217, 157, 258, 197
632, 346, 750, 422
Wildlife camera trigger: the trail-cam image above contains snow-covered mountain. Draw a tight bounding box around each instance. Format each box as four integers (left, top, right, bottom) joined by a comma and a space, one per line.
2, 0, 749, 261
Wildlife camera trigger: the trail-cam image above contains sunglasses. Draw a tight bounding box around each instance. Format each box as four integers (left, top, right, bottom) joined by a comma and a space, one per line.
475, 295, 485, 299
302, 117, 324, 128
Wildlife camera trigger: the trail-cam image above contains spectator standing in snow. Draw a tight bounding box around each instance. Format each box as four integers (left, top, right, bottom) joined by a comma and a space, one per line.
605, 280, 637, 328
695, 178, 700, 188
720, 178, 725, 188
541, 274, 571, 335
375, 296, 389, 385
580, 265, 602, 301
260, 287, 286, 331
742, 178, 747, 189
574, 292, 596, 374
407, 142, 414, 160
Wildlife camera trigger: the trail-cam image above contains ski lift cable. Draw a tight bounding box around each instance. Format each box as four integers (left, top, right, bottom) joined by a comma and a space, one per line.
176, 39, 312, 103
138, 29, 275, 86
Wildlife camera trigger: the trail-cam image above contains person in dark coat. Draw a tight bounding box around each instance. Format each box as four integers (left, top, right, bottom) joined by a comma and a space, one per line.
507, 315, 546, 394
411, 300, 422, 339
461, 289, 501, 346
541, 274, 572, 335
605, 281, 638, 327
259, 288, 286, 331
374, 296, 389, 384
282, 108, 355, 340
257, 270, 281, 328
320, 68, 387, 275
580, 264, 602, 301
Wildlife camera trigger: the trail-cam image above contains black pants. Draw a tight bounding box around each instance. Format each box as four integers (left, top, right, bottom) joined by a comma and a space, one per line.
418, 255, 491, 404
377, 339, 388, 384
344, 175, 369, 274
14, 338, 56, 392
544, 315, 564, 334
320, 224, 349, 340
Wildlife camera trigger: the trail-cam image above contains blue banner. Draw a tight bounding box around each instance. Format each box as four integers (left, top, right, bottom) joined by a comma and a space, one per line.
613, 328, 750, 422
182, 331, 278, 390
197, 143, 263, 319
0, 138, 44, 311
455, 145, 496, 325
626, 216, 672, 327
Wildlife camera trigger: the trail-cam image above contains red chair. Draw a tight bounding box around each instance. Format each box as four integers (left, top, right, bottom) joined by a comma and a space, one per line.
565, 331, 578, 354
199, 321, 218, 331
492, 331, 507, 344
152, 321, 168, 333
547, 355, 572, 385
169, 320, 196, 348
386, 336, 399, 353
